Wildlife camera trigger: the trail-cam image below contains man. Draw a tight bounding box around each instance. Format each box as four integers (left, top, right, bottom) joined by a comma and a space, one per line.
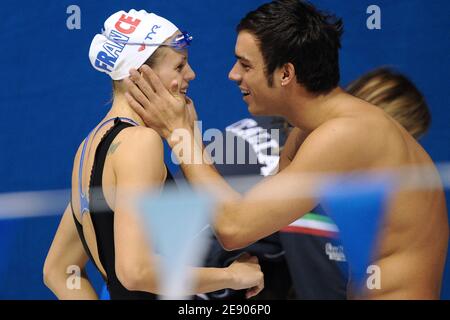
278, 67, 434, 299
125, 0, 448, 299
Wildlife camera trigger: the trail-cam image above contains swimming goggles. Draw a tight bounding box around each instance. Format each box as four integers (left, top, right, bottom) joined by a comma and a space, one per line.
106, 31, 193, 50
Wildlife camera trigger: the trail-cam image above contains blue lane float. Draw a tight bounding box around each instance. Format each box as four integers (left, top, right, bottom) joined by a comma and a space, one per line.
138, 185, 214, 299
320, 175, 393, 292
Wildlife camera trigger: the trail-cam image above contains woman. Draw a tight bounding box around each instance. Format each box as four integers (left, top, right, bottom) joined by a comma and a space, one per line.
43, 9, 264, 300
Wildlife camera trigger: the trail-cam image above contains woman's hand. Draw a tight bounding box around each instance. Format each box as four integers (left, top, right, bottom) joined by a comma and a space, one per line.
226, 254, 265, 299
125, 65, 191, 139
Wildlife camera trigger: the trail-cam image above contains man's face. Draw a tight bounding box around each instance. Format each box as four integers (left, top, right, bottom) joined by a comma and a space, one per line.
229, 31, 279, 115
150, 33, 196, 98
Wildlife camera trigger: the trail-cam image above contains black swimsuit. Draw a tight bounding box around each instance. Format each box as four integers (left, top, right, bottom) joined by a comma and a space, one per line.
71, 118, 174, 299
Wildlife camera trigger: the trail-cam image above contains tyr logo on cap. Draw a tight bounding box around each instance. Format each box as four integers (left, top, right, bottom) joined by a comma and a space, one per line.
145, 25, 162, 41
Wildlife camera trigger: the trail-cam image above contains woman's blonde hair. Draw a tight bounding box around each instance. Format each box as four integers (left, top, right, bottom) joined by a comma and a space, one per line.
347, 67, 431, 139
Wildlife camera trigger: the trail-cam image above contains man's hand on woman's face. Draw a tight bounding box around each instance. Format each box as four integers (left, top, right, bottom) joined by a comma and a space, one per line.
185, 96, 198, 126
125, 65, 192, 139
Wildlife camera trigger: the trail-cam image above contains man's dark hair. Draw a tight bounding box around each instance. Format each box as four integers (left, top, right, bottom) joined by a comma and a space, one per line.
237, 0, 343, 94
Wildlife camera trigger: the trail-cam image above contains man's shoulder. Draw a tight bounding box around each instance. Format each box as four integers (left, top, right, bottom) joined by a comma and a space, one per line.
291, 116, 386, 171
304, 117, 370, 148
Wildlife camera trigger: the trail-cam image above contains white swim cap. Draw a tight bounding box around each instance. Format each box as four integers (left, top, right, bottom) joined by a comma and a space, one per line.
89, 9, 178, 80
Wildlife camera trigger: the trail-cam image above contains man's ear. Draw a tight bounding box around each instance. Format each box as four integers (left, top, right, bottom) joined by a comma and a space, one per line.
280, 63, 296, 87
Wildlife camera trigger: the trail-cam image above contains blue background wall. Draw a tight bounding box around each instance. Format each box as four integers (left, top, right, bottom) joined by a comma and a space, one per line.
0, 0, 448, 299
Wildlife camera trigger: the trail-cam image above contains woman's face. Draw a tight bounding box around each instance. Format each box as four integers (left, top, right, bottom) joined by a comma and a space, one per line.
150, 33, 196, 98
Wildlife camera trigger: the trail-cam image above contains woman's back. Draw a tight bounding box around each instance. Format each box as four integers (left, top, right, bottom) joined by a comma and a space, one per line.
71, 118, 170, 299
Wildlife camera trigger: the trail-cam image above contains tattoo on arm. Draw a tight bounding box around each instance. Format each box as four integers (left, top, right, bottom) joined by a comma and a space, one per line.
108, 141, 122, 156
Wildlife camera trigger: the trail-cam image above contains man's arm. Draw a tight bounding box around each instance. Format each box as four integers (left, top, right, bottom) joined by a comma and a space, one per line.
177, 121, 370, 250
162, 124, 319, 249
125, 66, 373, 250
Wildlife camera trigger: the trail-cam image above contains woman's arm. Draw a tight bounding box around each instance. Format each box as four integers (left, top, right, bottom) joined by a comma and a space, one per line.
111, 127, 264, 297
190, 254, 264, 298
43, 204, 98, 300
